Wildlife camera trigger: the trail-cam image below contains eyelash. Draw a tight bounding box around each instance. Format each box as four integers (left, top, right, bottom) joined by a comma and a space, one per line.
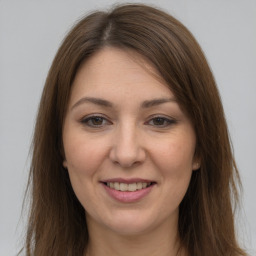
80, 115, 176, 128
146, 116, 177, 127
80, 115, 111, 127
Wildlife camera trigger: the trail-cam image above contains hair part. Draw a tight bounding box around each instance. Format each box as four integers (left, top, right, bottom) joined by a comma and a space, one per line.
22, 3, 247, 256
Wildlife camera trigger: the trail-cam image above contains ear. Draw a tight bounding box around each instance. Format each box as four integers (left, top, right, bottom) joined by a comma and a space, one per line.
192, 158, 201, 171
192, 146, 201, 171
61, 147, 68, 169
63, 160, 68, 169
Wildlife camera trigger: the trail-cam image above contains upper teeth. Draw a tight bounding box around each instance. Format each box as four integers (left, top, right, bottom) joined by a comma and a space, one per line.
106, 182, 151, 192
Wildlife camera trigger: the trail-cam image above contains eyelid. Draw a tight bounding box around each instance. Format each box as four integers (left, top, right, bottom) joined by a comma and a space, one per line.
79, 113, 176, 128
145, 115, 177, 127
80, 114, 112, 127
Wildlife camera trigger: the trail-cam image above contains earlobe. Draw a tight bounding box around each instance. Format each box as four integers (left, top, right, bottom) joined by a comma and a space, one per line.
192, 148, 201, 171
63, 160, 68, 169
192, 161, 201, 171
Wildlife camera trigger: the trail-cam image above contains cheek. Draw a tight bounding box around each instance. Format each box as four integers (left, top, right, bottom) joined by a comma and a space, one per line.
151, 134, 195, 198
63, 134, 108, 177
153, 137, 196, 173
159, 144, 194, 190
63, 135, 108, 209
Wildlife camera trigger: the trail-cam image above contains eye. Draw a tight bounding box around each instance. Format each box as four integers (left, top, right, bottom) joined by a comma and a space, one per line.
81, 115, 111, 128
147, 116, 176, 128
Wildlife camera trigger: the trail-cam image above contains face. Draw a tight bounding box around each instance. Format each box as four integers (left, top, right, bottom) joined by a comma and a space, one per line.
63, 47, 199, 236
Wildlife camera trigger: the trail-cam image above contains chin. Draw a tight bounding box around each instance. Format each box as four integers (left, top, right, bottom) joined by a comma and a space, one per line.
109, 223, 152, 237
103, 211, 158, 236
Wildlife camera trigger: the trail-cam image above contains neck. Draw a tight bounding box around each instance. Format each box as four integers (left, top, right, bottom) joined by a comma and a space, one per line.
84, 217, 187, 256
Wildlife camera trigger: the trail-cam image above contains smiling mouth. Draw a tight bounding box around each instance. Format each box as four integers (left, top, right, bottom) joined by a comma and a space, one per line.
103, 182, 155, 192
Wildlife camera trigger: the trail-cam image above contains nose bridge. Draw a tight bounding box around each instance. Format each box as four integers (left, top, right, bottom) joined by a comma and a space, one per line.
110, 120, 145, 167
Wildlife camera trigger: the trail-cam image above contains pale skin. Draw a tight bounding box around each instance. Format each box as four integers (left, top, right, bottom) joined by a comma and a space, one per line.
62, 47, 200, 256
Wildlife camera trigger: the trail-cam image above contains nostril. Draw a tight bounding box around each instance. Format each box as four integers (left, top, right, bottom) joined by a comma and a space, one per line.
109, 138, 146, 168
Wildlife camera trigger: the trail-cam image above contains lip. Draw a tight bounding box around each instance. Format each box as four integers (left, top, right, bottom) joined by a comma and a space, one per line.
101, 178, 154, 183
101, 178, 156, 203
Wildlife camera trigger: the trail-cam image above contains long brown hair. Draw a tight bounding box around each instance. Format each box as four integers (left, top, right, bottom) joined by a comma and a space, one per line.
22, 4, 247, 256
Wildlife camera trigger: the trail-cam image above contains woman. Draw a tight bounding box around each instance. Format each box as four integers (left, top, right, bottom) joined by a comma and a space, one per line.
22, 3, 247, 256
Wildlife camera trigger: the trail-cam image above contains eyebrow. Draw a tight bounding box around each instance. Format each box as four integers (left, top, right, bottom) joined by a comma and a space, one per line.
141, 98, 177, 108
71, 96, 176, 110
71, 97, 113, 110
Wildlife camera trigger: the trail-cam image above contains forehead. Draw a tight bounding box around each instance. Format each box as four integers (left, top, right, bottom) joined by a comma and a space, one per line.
69, 47, 174, 105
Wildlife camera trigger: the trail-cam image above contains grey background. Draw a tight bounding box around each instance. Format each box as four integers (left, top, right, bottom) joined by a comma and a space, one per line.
0, 0, 255, 255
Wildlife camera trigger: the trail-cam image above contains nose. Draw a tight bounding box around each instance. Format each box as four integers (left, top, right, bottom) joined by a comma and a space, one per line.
109, 123, 146, 168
